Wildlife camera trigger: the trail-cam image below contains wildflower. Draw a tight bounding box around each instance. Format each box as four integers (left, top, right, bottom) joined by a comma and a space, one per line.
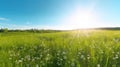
36, 64, 39, 67
60, 58, 63, 61
87, 56, 90, 60
97, 64, 100, 67
63, 56, 67, 59
78, 52, 81, 55
42, 63, 45, 66
112, 51, 115, 54
32, 58, 35, 62
20, 58, 23, 60
36, 57, 40, 60
18, 60, 22, 63
57, 53, 60, 56
57, 62, 61, 66
45, 57, 49, 61
47, 54, 50, 56
71, 62, 75, 67
9, 57, 12, 60
113, 57, 116, 60
68, 61, 71, 64
40, 54, 43, 57
62, 51, 66, 55
117, 52, 120, 55
25, 55, 31, 61
81, 55, 84, 59
115, 55, 119, 59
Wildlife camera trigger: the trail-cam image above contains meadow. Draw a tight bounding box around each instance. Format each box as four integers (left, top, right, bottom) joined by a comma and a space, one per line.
0, 30, 120, 67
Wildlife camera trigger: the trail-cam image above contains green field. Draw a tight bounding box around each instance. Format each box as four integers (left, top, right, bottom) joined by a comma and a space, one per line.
0, 30, 120, 67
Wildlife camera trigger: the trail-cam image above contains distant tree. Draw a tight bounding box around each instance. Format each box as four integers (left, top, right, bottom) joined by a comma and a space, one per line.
0, 28, 8, 32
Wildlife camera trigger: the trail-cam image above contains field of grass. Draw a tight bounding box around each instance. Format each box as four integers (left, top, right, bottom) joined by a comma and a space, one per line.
0, 30, 120, 67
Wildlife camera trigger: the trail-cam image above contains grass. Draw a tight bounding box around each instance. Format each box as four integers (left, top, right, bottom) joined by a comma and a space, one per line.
0, 30, 120, 67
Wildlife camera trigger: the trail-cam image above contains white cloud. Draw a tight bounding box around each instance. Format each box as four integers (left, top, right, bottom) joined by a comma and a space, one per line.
0, 17, 8, 21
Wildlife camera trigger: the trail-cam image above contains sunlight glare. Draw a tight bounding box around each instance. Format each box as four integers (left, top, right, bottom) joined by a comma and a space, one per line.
62, 6, 99, 29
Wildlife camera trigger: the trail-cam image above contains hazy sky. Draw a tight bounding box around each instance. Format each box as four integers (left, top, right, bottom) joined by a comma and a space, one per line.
0, 0, 120, 30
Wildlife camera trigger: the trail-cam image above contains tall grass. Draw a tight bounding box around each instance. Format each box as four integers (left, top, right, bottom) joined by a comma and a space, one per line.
0, 30, 120, 67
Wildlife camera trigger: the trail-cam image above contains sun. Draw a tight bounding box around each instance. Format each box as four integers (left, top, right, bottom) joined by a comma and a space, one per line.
61, 7, 99, 29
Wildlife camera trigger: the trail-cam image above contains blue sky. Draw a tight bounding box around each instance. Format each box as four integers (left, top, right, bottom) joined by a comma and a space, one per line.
0, 0, 120, 30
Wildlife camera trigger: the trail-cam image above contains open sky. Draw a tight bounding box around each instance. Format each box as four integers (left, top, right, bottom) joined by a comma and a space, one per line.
0, 0, 120, 30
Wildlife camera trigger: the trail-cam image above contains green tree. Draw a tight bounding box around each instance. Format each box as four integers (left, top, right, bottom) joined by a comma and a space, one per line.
4, 28, 8, 32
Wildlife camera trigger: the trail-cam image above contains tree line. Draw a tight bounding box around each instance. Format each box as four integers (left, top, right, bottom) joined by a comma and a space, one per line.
0, 28, 62, 33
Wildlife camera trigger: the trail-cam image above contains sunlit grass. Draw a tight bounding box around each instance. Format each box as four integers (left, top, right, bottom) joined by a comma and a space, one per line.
0, 30, 120, 67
